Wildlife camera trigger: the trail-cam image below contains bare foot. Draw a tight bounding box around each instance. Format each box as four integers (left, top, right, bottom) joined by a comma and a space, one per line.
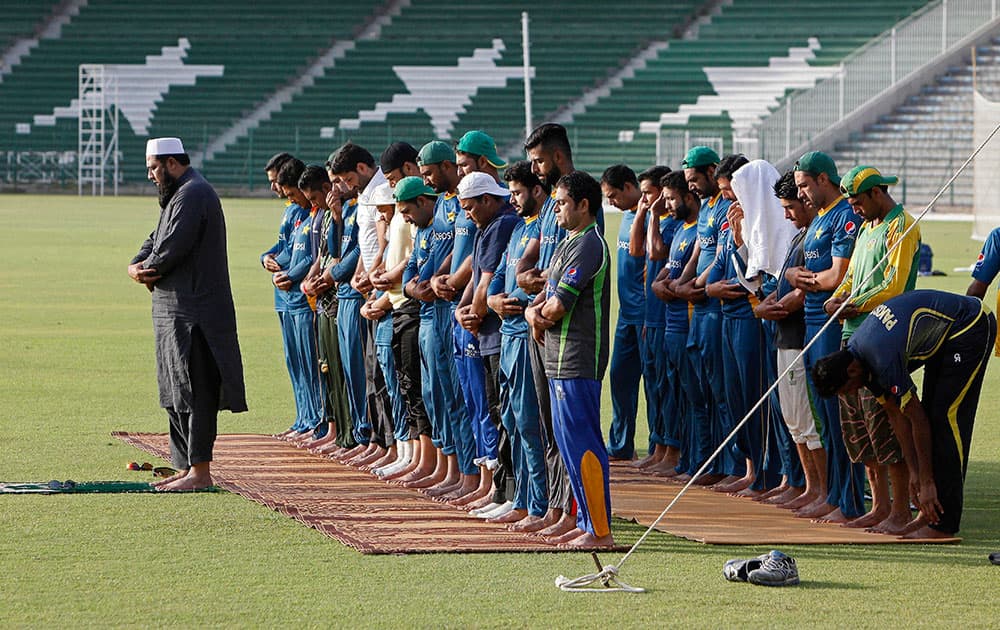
508, 514, 547, 532
815, 507, 849, 524
692, 473, 728, 487
632, 453, 660, 469
732, 487, 765, 499
488, 508, 528, 524
868, 512, 916, 535
425, 480, 463, 498
763, 486, 804, 505
558, 532, 615, 549
332, 444, 367, 462
902, 525, 954, 539
755, 483, 790, 502
151, 469, 188, 488
711, 475, 751, 493
157, 472, 213, 491
794, 498, 836, 519
548, 527, 587, 545
646, 460, 679, 477
401, 470, 446, 489
536, 514, 576, 538
842, 509, 889, 529
775, 488, 816, 509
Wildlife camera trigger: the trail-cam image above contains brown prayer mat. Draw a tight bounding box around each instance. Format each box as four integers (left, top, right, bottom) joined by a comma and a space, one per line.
113, 432, 603, 554
608, 462, 960, 545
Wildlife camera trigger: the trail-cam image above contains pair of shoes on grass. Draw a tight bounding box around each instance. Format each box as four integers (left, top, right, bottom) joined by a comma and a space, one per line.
724, 550, 800, 586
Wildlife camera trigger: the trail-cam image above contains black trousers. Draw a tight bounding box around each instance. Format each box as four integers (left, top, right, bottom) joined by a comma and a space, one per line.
921, 310, 996, 534
392, 301, 430, 438
167, 326, 221, 469
364, 318, 394, 448
528, 338, 573, 512
483, 352, 514, 504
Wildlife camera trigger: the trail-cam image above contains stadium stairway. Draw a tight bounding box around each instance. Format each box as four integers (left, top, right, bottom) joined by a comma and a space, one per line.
0, 0, 62, 56
563, 0, 931, 175
829, 36, 1000, 211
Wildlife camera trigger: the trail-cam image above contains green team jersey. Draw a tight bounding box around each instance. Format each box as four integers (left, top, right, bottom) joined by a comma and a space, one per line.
832, 204, 920, 340
542, 222, 610, 380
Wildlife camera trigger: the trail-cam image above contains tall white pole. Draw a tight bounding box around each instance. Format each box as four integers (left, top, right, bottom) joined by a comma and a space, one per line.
522, 11, 532, 139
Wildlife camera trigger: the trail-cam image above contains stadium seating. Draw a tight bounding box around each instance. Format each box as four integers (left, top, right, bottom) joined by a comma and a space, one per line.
829, 37, 1000, 210
0, 0, 60, 52
205, 0, 702, 187
0, 0, 942, 189
564, 0, 931, 175
0, 0, 378, 182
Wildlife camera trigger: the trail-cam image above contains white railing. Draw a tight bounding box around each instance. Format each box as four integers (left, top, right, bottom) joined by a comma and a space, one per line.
756, 0, 999, 165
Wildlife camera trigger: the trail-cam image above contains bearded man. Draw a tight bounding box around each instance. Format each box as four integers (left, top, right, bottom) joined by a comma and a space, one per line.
128, 137, 247, 491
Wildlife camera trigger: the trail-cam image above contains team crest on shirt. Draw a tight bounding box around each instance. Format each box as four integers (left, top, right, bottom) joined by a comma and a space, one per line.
707, 216, 715, 228
678, 239, 688, 251
447, 211, 457, 223
519, 234, 529, 247
813, 227, 824, 239
844, 221, 857, 235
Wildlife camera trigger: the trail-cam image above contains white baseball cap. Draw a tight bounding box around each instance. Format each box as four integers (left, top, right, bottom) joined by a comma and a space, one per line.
145, 137, 185, 156
457, 171, 510, 200
370, 182, 395, 206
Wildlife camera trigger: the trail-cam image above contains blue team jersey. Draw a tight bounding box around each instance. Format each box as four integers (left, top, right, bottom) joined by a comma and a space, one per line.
451, 198, 478, 274
334, 200, 362, 300
616, 210, 646, 325
801, 196, 861, 322
536, 194, 566, 271
707, 227, 754, 319
972, 226, 1000, 285
262, 201, 307, 270
665, 219, 699, 334
490, 215, 540, 339
420, 192, 459, 283
644, 214, 681, 328
694, 192, 730, 314
405, 223, 436, 317
276, 208, 315, 312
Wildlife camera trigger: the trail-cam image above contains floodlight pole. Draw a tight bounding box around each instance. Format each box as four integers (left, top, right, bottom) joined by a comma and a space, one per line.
522, 11, 532, 139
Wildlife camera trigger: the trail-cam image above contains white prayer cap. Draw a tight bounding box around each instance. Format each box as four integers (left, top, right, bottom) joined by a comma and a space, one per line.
371, 182, 395, 206
457, 171, 510, 200
145, 137, 185, 156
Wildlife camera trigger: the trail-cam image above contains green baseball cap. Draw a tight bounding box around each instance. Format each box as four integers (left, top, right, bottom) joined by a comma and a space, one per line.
417, 140, 456, 166
456, 130, 507, 168
393, 176, 436, 202
794, 151, 840, 185
839, 165, 899, 197
681, 146, 720, 169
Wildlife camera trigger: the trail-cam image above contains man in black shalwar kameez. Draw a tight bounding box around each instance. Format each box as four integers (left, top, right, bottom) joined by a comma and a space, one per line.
128, 137, 247, 491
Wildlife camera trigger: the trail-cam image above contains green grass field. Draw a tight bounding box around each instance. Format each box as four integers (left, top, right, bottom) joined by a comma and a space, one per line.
1, 193, 997, 627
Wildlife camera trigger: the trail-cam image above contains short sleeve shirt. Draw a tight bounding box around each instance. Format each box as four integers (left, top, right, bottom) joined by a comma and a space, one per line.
644, 215, 680, 328
472, 208, 519, 355
664, 219, 699, 335
543, 223, 611, 380
616, 210, 646, 325
801, 197, 861, 322
848, 290, 985, 407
